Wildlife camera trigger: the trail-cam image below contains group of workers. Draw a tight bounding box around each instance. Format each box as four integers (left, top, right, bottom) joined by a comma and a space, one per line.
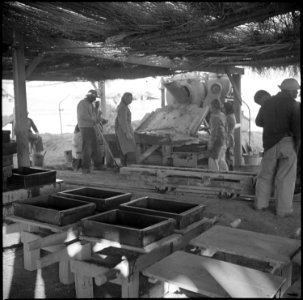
73, 77, 300, 219
73, 90, 136, 173
208, 77, 300, 218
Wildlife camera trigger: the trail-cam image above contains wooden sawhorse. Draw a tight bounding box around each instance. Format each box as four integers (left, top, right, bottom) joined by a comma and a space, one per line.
69, 217, 217, 298
5, 215, 80, 284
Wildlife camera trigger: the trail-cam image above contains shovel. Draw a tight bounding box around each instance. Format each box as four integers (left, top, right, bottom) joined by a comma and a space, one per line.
94, 123, 120, 170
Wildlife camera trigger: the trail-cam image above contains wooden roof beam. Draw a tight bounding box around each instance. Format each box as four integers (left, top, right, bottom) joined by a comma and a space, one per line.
47, 38, 244, 75
25, 52, 45, 79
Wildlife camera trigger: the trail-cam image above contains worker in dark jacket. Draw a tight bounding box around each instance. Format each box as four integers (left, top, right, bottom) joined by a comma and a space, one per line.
255, 78, 301, 217
254, 90, 271, 106
77, 89, 104, 173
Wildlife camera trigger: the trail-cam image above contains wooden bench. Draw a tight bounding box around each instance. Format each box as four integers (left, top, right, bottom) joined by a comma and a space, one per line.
189, 225, 301, 296
143, 250, 285, 298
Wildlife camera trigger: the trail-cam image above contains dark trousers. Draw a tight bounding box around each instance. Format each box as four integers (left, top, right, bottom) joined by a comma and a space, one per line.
120, 152, 136, 166
72, 158, 82, 171
79, 127, 103, 170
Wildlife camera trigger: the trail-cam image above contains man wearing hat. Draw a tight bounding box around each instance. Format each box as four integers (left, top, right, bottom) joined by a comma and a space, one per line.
77, 89, 104, 173
254, 78, 301, 217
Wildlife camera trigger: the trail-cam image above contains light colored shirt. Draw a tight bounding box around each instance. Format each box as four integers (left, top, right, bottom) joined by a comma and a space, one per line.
77, 99, 96, 128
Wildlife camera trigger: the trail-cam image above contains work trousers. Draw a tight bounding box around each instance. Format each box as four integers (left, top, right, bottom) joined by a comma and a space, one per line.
255, 137, 297, 216
208, 145, 229, 172
79, 127, 103, 171
29, 132, 44, 152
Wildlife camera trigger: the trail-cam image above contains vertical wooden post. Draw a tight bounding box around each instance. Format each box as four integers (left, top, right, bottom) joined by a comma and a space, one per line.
231, 74, 242, 167
12, 30, 30, 167
160, 78, 165, 107
98, 80, 106, 117
225, 67, 243, 168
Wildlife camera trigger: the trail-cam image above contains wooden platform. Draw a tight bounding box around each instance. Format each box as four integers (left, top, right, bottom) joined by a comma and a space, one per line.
120, 164, 256, 196
190, 225, 301, 265
143, 250, 285, 298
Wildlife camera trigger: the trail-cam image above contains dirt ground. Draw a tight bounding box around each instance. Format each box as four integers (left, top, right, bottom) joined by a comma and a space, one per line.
39, 132, 301, 237
3, 132, 301, 299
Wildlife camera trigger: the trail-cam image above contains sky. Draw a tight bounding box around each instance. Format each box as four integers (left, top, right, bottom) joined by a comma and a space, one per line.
2, 67, 300, 134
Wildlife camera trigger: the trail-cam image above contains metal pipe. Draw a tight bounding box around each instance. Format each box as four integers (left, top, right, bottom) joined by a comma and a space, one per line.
241, 99, 251, 149
58, 95, 69, 135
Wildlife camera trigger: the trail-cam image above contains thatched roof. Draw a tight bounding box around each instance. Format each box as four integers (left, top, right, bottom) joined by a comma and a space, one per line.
2, 2, 300, 81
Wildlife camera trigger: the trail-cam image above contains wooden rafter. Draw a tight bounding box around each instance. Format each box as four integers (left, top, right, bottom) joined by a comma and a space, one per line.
48, 38, 244, 75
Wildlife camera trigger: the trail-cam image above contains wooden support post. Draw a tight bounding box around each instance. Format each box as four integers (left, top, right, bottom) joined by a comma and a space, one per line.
21, 231, 41, 271
12, 30, 30, 167
59, 260, 75, 285
92, 80, 106, 117
121, 271, 140, 298
74, 274, 94, 298
232, 74, 243, 167
162, 145, 171, 165
98, 80, 106, 117
25, 53, 45, 79
160, 78, 165, 107
225, 68, 243, 168
273, 263, 293, 297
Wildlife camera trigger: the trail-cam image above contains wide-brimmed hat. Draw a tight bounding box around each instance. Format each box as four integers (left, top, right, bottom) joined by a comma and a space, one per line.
278, 78, 300, 91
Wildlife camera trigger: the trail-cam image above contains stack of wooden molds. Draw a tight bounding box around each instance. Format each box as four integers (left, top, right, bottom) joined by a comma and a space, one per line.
2, 130, 17, 190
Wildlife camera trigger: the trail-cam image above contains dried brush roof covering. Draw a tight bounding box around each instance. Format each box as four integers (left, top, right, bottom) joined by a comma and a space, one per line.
2, 2, 300, 81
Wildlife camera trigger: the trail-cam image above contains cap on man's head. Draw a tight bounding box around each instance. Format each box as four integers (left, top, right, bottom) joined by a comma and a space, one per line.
86, 89, 97, 97
278, 78, 300, 91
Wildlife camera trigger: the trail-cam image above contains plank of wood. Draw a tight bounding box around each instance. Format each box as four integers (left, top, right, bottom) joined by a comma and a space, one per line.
190, 225, 301, 265
80, 233, 181, 254
282, 277, 301, 298
174, 217, 217, 235
74, 273, 93, 298
143, 250, 285, 298
37, 241, 91, 269
122, 164, 257, 176
138, 145, 160, 163
6, 215, 79, 232
292, 250, 301, 266
26, 227, 79, 250
3, 222, 21, 234
59, 260, 75, 285
70, 259, 110, 278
